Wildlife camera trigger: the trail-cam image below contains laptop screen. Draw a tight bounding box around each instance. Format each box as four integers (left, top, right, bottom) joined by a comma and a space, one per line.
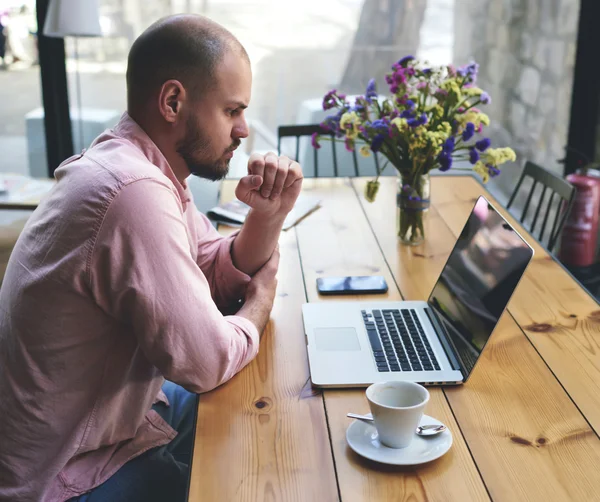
427, 196, 533, 378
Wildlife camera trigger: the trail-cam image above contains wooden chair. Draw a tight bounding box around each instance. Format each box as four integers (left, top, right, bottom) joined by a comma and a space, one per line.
277, 124, 389, 178
506, 161, 575, 252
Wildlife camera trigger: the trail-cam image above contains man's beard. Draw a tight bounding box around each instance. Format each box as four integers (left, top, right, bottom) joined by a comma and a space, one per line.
176, 116, 240, 181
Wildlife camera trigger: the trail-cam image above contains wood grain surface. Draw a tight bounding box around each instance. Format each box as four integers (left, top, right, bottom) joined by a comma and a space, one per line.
188, 176, 600, 501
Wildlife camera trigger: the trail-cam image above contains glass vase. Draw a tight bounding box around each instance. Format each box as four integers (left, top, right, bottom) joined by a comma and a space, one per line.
397, 172, 431, 246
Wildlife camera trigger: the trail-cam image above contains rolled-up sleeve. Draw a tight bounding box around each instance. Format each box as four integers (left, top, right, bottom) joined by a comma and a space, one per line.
87, 179, 259, 393
192, 209, 251, 310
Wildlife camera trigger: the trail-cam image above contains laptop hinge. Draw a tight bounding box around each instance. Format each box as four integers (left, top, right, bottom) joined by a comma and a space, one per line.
424, 306, 467, 377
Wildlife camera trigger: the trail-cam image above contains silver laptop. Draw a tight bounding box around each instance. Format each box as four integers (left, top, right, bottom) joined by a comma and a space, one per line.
302, 196, 534, 387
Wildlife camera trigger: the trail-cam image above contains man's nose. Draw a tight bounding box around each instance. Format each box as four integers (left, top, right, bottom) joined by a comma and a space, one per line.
234, 118, 250, 139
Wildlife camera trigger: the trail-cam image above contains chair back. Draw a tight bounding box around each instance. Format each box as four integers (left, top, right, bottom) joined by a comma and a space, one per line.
277, 124, 390, 178
506, 161, 575, 252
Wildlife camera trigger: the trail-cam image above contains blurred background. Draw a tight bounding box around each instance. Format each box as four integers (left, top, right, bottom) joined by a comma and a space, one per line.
0, 0, 581, 184
3, 0, 600, 294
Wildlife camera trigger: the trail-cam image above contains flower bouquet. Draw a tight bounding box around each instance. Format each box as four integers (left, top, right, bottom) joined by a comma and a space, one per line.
312, 56, 516, 245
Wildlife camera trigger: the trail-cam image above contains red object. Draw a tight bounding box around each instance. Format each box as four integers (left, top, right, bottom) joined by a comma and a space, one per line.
559, 169, 600, 266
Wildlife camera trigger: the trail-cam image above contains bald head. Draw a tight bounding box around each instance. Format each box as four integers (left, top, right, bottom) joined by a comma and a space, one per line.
126, 14, 248, 113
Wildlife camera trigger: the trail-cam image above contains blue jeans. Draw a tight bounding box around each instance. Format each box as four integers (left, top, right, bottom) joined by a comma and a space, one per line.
70, 381, 198, 502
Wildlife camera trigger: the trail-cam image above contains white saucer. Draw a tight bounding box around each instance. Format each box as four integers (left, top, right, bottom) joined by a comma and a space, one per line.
346, 414, 452, 466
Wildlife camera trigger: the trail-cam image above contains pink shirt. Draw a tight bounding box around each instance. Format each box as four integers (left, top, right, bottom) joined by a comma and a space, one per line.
0, 113, 260, 501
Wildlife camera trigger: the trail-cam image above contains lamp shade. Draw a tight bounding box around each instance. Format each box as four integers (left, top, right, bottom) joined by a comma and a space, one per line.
43, 0, 102, 38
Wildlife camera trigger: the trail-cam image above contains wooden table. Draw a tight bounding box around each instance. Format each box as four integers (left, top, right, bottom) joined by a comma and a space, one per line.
188, 175, 600, 502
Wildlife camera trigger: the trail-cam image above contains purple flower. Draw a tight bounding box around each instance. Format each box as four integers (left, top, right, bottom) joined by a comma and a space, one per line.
480, 92, 491, 104
351, 103, 365, 114
475, 138, 491, 151
457, 62, 479, 83
322, 89, 338, 110
320, 110, 344, 138
397, 55, 414, 67
400, 109, 415, 119
462, 122, 475, 141
405, 99, 416, 109
422, 68, 432, 76
390, 84, 399, 94
370, 119, 389, 133
434, 88, 449, 100
370, 134, 385, 152
311, 132, 321, 149
407, 113, 428, 127
442, 136, 455, 153
438, 152, 453, 171
345, 137, 354, 152
365, 78, 377, 103
393, 70, 407, 85
467, 62, 479, 79
469, 147, 479, 164
488, 164, 501, 177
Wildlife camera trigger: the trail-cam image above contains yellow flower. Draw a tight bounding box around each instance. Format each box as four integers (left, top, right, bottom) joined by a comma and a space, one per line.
482, 147, 517, 166
440, 78, 462, 104
427, 104, 444, 120
424, 131, 446, 147
437, 121, 452, 136
364, 180, 380, 202
359, 145, 371, 157
463, 87, 483, 97
457, 111, 490, 130
391, 117, 408, 132
339, 111, 361, 140
413, 125, 427, 137
473, 161, 490, 183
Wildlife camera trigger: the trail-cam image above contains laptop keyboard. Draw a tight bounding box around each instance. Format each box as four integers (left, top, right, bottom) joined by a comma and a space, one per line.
362, 309, 441, 372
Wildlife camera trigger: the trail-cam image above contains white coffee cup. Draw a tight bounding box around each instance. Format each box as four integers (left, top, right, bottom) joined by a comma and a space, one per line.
365, 381, 429, 448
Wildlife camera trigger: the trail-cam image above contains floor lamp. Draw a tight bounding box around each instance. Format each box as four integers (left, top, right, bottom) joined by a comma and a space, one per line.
43, 0, 102, 153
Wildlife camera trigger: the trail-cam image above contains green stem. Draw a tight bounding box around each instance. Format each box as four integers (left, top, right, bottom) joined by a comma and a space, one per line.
374, 160, 390, 182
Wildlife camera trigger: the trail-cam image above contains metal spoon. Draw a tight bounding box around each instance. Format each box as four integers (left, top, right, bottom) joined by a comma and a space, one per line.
346, 413, 447, 436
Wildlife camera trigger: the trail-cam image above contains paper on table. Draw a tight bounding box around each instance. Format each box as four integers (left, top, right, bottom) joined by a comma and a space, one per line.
0, 174, 55, 207
206, 193, 321, 231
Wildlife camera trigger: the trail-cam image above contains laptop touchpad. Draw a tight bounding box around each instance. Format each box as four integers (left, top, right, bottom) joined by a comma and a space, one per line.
314, 327, 361, 351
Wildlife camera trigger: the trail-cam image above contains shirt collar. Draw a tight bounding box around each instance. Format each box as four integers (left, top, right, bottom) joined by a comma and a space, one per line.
111, 112, 191, 206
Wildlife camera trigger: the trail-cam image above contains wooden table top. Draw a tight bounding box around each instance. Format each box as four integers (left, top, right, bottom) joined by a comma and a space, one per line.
188, 175, 600, 502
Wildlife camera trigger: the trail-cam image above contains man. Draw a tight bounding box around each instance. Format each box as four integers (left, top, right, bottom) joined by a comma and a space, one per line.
0, 14, 302, 502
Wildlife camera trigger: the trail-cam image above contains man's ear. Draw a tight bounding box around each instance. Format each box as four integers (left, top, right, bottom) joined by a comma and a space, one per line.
158, 80, 186, 123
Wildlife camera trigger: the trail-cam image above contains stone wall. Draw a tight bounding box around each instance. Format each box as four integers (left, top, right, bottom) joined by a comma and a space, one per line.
454, 0, 579, 200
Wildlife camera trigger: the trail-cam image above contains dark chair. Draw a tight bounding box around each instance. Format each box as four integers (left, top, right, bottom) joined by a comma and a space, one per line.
277, 124, 388, 178
506, 161, 575, 252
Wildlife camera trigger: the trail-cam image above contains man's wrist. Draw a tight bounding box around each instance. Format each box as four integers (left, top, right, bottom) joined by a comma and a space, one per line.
246, 207, 287, 227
